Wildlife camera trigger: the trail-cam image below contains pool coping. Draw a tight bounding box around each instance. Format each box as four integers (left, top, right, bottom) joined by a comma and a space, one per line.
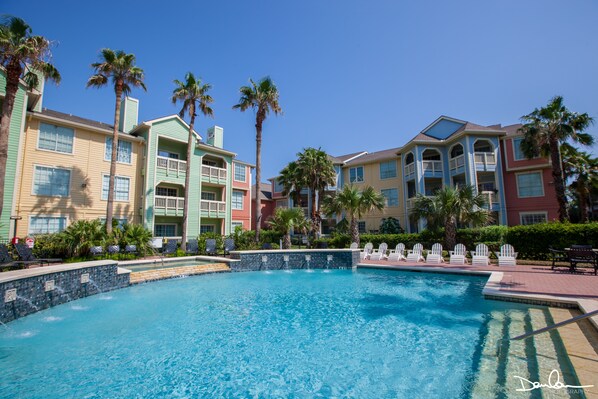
118, 255, 237, 268
0, 260, 130, 284
357, 263, 598, 333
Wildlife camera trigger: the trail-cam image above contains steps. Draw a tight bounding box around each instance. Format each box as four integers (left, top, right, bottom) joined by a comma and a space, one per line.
129, 263, 231, 284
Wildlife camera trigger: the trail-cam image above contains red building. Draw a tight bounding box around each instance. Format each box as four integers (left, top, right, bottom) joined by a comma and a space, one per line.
252, 183, 275, 230
231, 161, 254, 231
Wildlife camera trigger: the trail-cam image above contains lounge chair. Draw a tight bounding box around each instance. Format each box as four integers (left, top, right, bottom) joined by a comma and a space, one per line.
90, 245, 104, 258
449, 244, 467, 265
186, 239, 199, 255
549, 247, 567, 270
360, 242, 373, 260
388, 243, 406, 262
0, 244, 36, 268
14, 243, 62, 266
262, 242, 272, 250
566, 247, 597, 274
224, 238, 235, 256
162, 239, 178, 256
370, 243, 388, 261
471, 244, 490, 266
124, 245, 137, 256
495, 244, 517, 266
317, 241, 328, 249
350, 242, 359, 250
205, 239, 217, 256
406, 243, 424, 263
107, 245, 120, 258
426, 243, 444, 264
150, 237, 163, 252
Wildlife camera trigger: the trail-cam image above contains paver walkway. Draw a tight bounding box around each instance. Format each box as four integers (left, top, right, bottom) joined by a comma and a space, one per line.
129, 263, 230, 284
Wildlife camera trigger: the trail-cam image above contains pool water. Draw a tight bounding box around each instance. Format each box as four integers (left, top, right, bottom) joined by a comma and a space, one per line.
0, 269, 581, 398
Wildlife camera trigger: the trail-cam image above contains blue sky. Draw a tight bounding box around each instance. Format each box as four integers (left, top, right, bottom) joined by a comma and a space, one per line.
5, 0, 598, 181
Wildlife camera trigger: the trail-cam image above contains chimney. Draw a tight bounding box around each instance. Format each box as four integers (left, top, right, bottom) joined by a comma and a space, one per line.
119, 97, 139, 133
206, 126, 224, 148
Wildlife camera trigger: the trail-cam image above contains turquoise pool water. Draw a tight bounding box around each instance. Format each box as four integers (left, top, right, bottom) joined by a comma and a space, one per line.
0, 269, 581, 398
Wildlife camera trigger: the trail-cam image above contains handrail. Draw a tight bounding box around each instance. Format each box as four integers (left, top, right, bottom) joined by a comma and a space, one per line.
510, 309, 598, 340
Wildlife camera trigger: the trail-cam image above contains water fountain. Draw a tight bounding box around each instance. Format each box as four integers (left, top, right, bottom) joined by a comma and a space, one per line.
16, 295, 39, 311
325, 255, 333, 271
305, 255, 312, 271
54, 285, 74, 302
261, 255, 268, 271
88, 277, 103, 293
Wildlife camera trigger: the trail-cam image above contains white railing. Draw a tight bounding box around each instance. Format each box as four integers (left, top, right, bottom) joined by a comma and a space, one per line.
474, 152, 496, 166
481, 191, 499, 209
155, 195, 185, 211
406, 197, 416, 210
449, 154, 465, 170
422, 160, 443, 173
201, 165, 227, 180
405, 163, 415, 176
156, 156, 187, 175
200, 200, 226, 214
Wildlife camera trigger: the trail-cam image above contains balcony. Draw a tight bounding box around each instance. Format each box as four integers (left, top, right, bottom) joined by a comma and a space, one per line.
404, 163, 416, 180
406, 197, 416, 210
480, 191, 500, 211
474, 152, 496, 171
156, 156, 187, 185
449, 154, 465, 173
154, 195, 185, 216
422, 160, 443, 176
201, 165, 227, 185
200, 200, 227, 218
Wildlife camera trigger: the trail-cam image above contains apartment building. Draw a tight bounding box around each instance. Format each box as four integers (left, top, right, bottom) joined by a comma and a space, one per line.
231, 160, 254, 231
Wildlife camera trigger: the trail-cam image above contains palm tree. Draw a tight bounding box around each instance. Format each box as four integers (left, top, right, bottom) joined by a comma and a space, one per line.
172, 72, 214, 250
233, 77, 282, 241
267, 207, 309, 249
322, 185, 385, 245
296, 147, 337, 239
562, 146, 598, 222
87, 49, 146, 233
519, 96, 594, 221
279, 161, 305, 207
410, 185, 491, 249
0, 15, 60, 221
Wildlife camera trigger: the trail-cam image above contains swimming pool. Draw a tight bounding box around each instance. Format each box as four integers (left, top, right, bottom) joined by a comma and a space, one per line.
0, 269, 581, 398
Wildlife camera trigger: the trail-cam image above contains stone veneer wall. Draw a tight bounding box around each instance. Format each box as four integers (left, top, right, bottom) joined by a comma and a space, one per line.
1, 261, 130, 324
229, 249, 361, 272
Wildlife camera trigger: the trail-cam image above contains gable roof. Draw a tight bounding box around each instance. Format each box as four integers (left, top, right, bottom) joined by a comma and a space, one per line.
252, 183, 273, 201
130, 114, 201, 140
343, 147, 402, 165
329, 151, 368, 164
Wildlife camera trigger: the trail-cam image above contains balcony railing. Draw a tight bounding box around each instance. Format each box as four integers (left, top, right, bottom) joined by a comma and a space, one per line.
200, 200, 226, 214
405, 163, 415, 176
422, 160, 442, 173
155, 195, 185, 211
201, 165, 227, 181
157, 156, 187, 175
449, 154, 465, 170
481, 191, 499, 209
474, 152, 496, 166
406, 197, 417, 210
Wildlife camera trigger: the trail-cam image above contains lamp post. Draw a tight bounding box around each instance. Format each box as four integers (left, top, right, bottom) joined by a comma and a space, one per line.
9, 215, 22, 242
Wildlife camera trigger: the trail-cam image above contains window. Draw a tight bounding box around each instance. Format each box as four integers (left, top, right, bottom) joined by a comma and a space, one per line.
155, 224, 176, 237
102, 175, 130, 201
274, 179, 284, 193
202, 159, 217, 166
349, 166, 364, 183
200, 225, 215, 234
276, 199, 288, 208
520, 212, 547, 225
379, 161, 397, 179
38, 123, 74, 154
158, 150, 179, 159
33, 166, 70, 196
512, 137, 526, 161
100, 218, 128, 230
358, 221, 366, 233
29, 216, 67, 234
232, 190, 244, 210
232, 221, 244, 231
201, 191, 216, 201
516, 172, 544, 198
156, 187, 178, 197
381, 188, 399, 207
234, 163, 246, 182
105, 137, 132, 164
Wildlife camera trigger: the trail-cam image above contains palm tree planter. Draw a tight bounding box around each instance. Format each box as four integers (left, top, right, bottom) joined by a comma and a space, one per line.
267, 207, 310, 249
172, 72, 214, 251
0, 16, 60, 222
87, 49, 146, 234
519, 96, 594, 222
233, 77, 282, 241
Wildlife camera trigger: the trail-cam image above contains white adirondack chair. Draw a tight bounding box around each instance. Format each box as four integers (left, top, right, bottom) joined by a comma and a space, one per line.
471, 243, 490, 266
449, 244, 468, 265
370, 243, 389, 261
406, 243, 425, 262
496, 244, 517, 266
350, 242, 359, 249
426, 243, 444, 264
360, 242, 373, 260
388, 243, 406, 262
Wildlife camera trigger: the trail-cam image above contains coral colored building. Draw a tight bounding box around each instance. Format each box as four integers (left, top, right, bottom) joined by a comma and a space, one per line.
231, 161, 254, 231
252, 183, 275, 230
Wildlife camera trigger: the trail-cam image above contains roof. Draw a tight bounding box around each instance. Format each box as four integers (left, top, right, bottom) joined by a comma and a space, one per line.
252, 183, 272, 201
343, 147, 402, 165
329, 151, 368, 164
33, 108, 135, 136
233, 159, 256, 168
501, 123, 523, 137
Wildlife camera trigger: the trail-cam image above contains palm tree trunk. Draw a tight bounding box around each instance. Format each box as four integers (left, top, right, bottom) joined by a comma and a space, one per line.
310, 189, 319, 243
283, 233, 291, 249
106, 83, 123, 234
350, 216, 359, 246
0, 62, 22, 226
578, 182, 589, 223
444, 217, 457, 250
181, 107, 195, 251
254, 117, 263, 242
549, 137, 569, 221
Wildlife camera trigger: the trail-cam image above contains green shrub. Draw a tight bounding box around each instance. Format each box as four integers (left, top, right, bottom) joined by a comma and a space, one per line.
31, 234, 69, 259
228, 228, 259, 250
379, 217, 405, 234
259, 229, 283, 244
122, 224, 155, 256
198, 232, 224, 254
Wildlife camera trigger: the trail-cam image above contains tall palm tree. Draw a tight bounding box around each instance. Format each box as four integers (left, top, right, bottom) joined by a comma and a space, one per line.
233, 76, 282, 241
87, 49, 146, 234
562, 146, 598, 222
519, 96, 594, 221
0, 15, 60, 221
296, 147, 336, 239
410, 185, 491, 249
267, 207, 310, 249
322, 185, 385, 246
279, 161, 305, 207
172, 72, 214, 250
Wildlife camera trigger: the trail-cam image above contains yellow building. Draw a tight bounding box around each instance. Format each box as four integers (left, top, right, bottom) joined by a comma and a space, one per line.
14, 109, 145, 237
340, 147, 405, 233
